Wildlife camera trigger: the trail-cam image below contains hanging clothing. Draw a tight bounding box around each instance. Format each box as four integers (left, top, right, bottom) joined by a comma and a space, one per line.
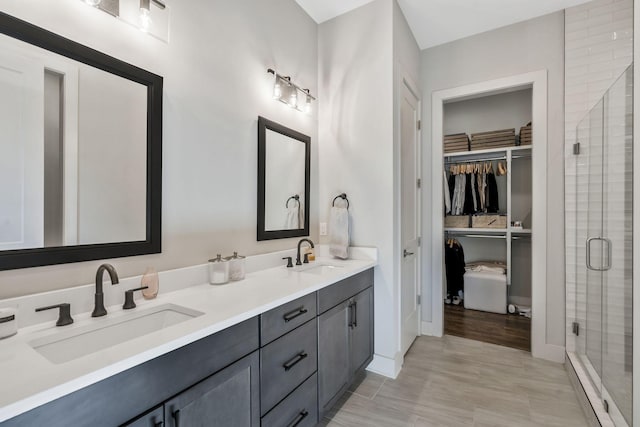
486, 172, 499, 213
470, 173, 478, 212
476, 177, 481, 212
444, 170, 451, 214
445, 240, 466, 298
463, 174, 474, 214
479, 171, 487, 212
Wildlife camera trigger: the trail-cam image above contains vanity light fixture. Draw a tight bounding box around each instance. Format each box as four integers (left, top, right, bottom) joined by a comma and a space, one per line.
139, 0, 166, 32
267, 68, 316, 114
84, 0, 101, 6
139, 0, 152, 31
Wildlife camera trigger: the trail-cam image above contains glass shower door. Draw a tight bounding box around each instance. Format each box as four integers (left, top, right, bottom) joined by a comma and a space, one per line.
574, 65, 633, 426
601, 66, 633, 426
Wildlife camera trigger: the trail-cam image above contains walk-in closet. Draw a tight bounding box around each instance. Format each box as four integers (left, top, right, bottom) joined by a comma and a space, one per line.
442, 88, 533, 351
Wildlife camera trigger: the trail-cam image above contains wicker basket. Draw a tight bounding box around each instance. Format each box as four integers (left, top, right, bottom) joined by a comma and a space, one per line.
471, 214, 507, 229
445, 215, 470, 228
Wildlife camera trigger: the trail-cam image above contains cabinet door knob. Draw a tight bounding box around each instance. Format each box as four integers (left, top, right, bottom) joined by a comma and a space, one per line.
282, 351, 308, 371
283, 306, 308, 322
287, 409, 309, 427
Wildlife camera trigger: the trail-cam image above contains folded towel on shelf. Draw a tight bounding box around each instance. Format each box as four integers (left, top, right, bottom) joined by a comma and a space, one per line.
284, 205, 299, 229
329, 201, 349, 259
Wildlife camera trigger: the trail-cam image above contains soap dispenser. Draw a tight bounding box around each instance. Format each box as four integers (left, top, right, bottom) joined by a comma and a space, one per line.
208, 255, 230, 285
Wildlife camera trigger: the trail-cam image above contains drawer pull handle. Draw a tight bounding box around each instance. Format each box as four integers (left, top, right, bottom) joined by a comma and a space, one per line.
283, 307, 308, 323
287, 409, 309, 427
154, 422, 163, 427
353, 301, 358, 328
283, 351, 308, 371
172, 409, 180, 427
348, 302, 355, 329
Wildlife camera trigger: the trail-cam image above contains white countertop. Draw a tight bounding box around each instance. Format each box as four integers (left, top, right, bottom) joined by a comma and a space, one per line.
0, 253, 376, 422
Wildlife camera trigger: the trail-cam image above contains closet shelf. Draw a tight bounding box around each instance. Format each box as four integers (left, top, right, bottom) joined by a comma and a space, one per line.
510, 228, 532, 234
445, 228, 507, 234
443, 144, 532, 160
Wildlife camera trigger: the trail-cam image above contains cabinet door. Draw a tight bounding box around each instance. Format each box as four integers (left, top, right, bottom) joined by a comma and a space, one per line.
317, 300, 350, 416
122, 406, 163, 427
350, 287, 374, 375
164, 351, 259, 427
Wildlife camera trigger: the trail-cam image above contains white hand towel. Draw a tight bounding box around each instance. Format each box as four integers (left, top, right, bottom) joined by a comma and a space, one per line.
284, 206, 299, 229
329, 205, 349, 259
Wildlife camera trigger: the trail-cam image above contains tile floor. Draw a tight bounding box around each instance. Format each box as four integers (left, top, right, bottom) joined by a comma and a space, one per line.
319, 335, 588, 427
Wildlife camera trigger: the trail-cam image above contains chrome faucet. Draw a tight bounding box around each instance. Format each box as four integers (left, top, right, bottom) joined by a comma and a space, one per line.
296, 238, 315, 266
92, 263, 120, 317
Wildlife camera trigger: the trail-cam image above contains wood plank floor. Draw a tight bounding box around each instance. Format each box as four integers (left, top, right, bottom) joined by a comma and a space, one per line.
444, 304, 531, 352
319, 335, 588, 427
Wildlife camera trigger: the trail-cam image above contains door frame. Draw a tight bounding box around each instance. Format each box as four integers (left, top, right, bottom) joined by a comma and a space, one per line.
395, 64, 422, 355
632, 0, 639, 422
430, 70, 559, 362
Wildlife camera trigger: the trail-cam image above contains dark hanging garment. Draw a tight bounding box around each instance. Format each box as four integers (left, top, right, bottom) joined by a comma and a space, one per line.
463, 174, 474, 214
445, 241, 465, 297
486, 172, 499, 213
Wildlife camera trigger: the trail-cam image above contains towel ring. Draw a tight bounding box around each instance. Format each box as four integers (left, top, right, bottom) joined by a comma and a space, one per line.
332, 193, 349, 209
286, 195, 300, 208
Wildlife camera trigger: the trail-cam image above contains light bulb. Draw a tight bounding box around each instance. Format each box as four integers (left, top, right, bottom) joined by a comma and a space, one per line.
289, 88, 298, 108
273, 77, 282, 99
305, 94, 312, 114
84, 0, 101, 6
139, 0, 152, 32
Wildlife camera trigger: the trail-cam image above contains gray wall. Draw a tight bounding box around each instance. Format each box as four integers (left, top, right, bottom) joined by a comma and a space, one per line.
421, 11, 566, 347
318, 0, 396, 360
443, 89, 532, 136
0, 0, 318, 298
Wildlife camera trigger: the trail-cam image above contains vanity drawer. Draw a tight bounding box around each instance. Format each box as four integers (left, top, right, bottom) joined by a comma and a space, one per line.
261, 293, 316, 345
260, 318, 318, 415
261, 373, 317, 427
317, 268, 373, 314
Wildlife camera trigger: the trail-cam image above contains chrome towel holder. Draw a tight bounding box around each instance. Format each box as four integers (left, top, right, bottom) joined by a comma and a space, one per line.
286, 195, 300, 208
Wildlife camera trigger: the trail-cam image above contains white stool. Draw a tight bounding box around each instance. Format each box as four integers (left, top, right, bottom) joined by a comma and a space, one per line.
463, 270, 507, 314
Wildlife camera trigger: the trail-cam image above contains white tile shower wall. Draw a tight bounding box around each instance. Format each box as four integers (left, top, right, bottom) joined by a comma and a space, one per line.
564, 0, 633, 353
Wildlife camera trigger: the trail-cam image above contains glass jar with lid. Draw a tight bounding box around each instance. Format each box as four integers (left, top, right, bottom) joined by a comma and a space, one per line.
208, 254, 229, 285
226, 251, 246, 281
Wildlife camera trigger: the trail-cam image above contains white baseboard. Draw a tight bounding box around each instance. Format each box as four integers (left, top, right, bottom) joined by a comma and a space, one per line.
366, 353, 403, 379
533, 343, 566, 363
420, 321, 442, 337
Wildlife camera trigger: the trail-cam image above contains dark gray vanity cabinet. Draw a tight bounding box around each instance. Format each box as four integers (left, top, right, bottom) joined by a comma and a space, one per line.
259, 294, 319, 426
2, 318, 259, 427
350, 288, 374, 374
164, 351, 259, 427
122, 406, 163, 427
317, 269, 374, 417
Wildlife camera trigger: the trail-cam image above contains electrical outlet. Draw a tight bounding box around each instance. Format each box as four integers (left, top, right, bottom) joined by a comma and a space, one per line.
320, 222, 327, 236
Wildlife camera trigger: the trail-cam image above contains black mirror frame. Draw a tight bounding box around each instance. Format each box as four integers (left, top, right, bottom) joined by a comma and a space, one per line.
0, 12, 162, 271
257, 116, 310, 241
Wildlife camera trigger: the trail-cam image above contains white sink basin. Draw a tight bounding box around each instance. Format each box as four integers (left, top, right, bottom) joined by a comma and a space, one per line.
29, 304, 203, 364
295, 263, 344, 275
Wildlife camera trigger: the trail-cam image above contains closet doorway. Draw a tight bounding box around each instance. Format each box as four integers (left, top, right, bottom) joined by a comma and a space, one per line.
430, 71, 556, 361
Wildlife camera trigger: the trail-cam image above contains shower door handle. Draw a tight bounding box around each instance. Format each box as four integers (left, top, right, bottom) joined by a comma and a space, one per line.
602, 237, 612, 271
586, 237, 612, 271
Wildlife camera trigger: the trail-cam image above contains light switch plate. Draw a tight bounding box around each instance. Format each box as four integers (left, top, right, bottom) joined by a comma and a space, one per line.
320, 222, 327, 236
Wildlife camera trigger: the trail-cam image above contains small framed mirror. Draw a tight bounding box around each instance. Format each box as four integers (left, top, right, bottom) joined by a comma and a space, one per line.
257, 117, 310, 241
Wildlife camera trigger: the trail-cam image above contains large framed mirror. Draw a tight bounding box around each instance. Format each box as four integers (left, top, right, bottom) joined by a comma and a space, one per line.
0, 12, 162, 270
257, 117, 310, 241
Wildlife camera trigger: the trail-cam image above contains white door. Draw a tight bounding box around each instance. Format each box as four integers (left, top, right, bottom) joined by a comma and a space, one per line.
0, 53, 44, 250
400, 80, 421, 355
